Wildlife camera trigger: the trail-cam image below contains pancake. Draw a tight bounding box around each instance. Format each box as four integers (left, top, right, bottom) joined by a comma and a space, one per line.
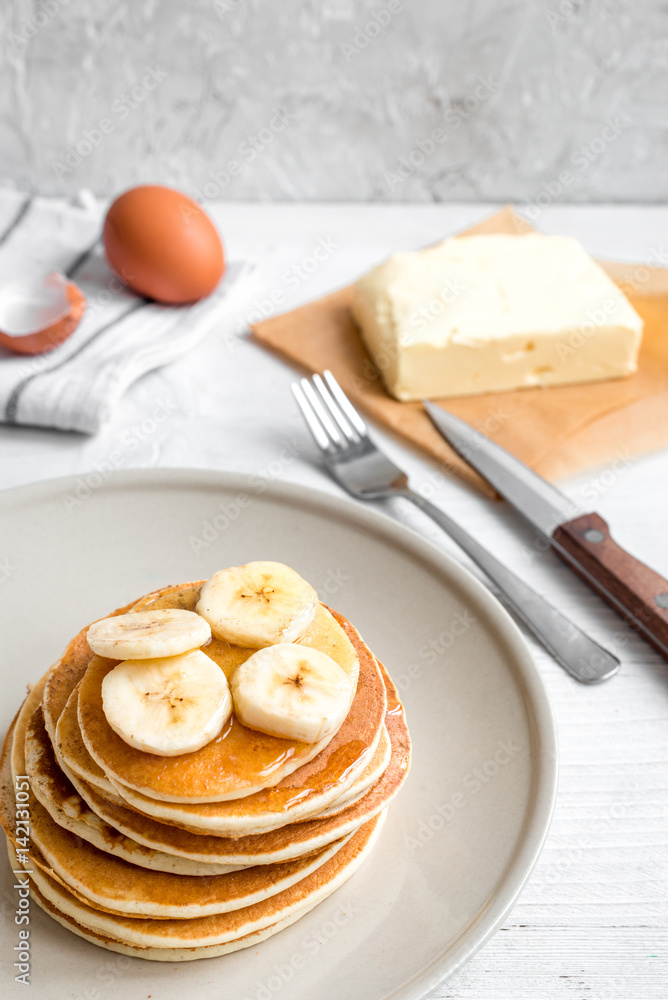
7, 660, 408, 872
90, 668, 410, 839
57, 645, 387, 827
9, 674, 48, 782
29, 696, 391, 869
21, 801, 351, 918
4, 710, 352, 920
56, 694, 407, 865
79, 597, 362, 803
308, 779, 371, 818
21, 666, 409, 874
1, 704, 41, 858
1, 574, 411, 963
57, 626, 387, 837
26, 708, 247, 876
7, 811, 385, 953
27, 880, 314, 961
54, 607, 387, 822
59, 660, 386, 837
55, 685, 133, 796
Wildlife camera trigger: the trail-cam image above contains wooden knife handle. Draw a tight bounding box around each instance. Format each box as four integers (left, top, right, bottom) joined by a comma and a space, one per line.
552, 512, 668, 660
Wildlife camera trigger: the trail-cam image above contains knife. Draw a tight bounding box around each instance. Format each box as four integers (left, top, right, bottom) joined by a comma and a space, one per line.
424, 401, 668, 663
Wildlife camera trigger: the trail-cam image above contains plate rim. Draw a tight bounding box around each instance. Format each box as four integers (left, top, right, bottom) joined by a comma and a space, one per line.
0, 467, 558, 998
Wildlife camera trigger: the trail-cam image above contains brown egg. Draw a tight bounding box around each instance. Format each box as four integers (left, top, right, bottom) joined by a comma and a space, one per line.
103, 185, 225, 304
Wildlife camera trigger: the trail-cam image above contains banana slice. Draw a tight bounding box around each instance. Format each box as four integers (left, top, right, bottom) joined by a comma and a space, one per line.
88, 609, 211, 660
101, 650, 231, 756
231, 643, 353, 743
197, 561, 318, 648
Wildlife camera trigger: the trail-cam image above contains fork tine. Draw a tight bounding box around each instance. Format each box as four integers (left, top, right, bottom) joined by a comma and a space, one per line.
311, 373, 359, 443
322, 370, 368, 437
291, 383, 333, 451
299, 378, 343, 445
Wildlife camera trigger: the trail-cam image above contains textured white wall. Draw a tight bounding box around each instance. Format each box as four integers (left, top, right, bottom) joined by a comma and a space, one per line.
1, 0, 665, 203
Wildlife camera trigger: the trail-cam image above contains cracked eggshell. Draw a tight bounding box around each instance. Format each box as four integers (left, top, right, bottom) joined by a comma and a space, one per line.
0, 270, 86, 355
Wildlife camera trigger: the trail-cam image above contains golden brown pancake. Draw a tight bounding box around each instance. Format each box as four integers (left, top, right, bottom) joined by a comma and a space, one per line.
61, 701, 405, 862
43, 584, 363, 802
68, 715, 403, 862
5, 709, 352, 920
53, 606, 386, 819
27, 880, 314, 961
14, 664, 409, 876
59, 658, 386, 835
1, 578, 410, 963
1, 703, 42, 852
55, 685, 126, 795
19, 798, 350, 918
54, 606, 388, 836
9, 675, 48, 787
105, 664, 406, 839
28, 699, 391, 870
58, 666, 387, 832
79, 593, 362, 803
26, 708, 247, 876
7, 811, 385, 952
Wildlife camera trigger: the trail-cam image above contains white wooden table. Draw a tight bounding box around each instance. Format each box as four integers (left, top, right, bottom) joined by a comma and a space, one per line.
1, 203, 666, 999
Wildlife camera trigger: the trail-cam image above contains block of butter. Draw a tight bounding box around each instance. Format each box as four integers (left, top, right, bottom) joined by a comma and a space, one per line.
351, 233, 643, 401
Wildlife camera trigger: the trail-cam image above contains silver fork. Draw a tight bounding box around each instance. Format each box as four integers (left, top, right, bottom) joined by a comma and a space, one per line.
292, 370, 620, 684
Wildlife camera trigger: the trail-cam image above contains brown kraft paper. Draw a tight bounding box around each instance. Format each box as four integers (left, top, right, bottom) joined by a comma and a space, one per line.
252, 207, 668, 495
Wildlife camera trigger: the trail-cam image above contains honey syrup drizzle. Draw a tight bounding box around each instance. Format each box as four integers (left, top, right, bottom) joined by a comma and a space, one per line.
79, 585, 377, 800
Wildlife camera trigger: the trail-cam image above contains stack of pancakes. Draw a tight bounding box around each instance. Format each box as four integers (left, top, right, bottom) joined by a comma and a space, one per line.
0, 581, 410, 961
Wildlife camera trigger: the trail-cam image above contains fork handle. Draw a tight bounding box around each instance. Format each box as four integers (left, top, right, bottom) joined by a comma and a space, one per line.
403, 491, 620, 683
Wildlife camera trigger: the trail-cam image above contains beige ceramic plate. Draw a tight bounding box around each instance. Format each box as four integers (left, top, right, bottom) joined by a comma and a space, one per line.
0, 470, 556, 999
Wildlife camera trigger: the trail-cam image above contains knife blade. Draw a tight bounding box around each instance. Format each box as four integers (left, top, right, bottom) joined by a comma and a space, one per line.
424, 400, 668, 661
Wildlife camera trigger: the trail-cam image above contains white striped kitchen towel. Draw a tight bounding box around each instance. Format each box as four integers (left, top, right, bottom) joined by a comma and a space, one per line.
0, 189, 255, 433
